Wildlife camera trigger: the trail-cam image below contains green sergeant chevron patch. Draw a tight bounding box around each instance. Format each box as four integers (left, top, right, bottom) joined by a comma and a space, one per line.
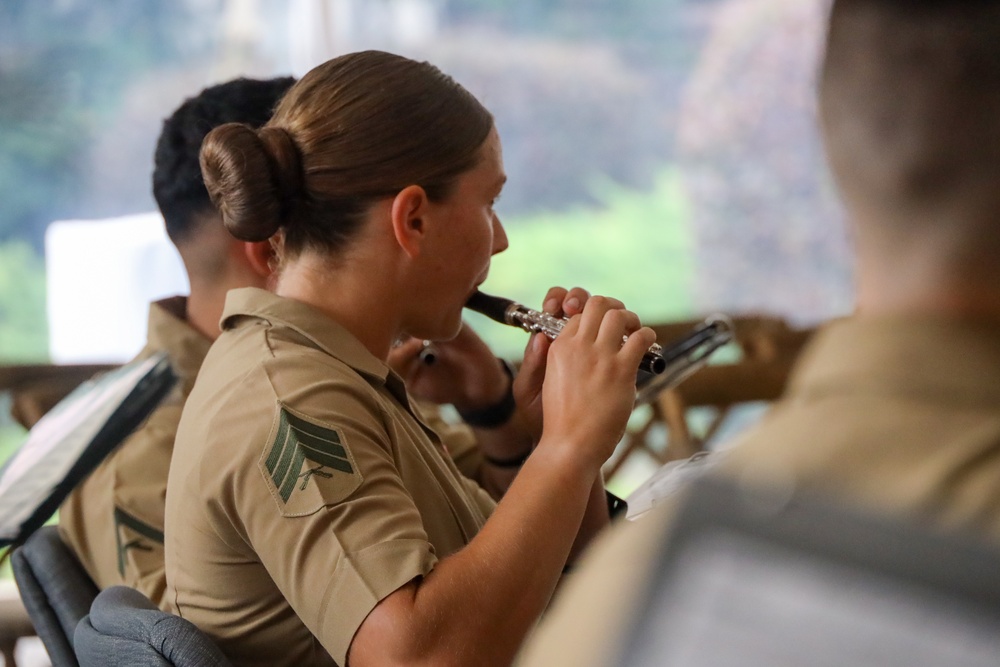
262, 406, 361, 509
114, 507, 164, 577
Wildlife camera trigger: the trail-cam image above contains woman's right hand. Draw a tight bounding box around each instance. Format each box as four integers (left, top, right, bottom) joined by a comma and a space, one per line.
534, 295, 656, 473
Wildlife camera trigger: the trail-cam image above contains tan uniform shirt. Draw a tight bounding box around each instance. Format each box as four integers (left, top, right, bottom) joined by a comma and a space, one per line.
414, 402, 483, 480
517, 316, 1000, 667
164, 288, 496, 667
59, 297, 211, 606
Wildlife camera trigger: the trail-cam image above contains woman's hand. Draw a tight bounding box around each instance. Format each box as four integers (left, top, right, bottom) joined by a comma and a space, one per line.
512, 286, 591, 440
389, 323, 508, 414
526, 293, 656, 472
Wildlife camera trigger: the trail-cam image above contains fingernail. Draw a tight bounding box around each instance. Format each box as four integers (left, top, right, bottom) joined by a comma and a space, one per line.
544, 298, 559, 313
565, 297, 581, 311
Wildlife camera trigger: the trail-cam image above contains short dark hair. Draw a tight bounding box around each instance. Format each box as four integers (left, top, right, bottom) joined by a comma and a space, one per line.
153, 76, 296, 246
821, 1, 1000, 219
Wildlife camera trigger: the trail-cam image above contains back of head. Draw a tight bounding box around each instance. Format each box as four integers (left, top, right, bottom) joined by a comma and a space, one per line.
820, 0, 1000, 262
198, 50, 494, 261
153, 76, 296, 248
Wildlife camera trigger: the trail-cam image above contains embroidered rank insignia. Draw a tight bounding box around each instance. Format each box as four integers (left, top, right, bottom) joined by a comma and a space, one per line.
260, 405, 363, 515
113, 507, 164, 577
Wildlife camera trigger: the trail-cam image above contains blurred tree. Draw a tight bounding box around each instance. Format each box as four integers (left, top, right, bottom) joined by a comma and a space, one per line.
445, 0, 690, 54
675, 0, 853, 322
0, 0, 210, 249
429, 0, 716, 217
0, 241, 48, 362
427, 36, 673, 218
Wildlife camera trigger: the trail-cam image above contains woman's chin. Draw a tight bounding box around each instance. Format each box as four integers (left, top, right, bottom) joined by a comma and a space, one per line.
411, 315, 463, 343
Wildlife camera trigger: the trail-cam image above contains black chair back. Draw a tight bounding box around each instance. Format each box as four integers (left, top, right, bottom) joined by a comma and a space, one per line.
74, 586, 232, 667
11, 525, 98, 667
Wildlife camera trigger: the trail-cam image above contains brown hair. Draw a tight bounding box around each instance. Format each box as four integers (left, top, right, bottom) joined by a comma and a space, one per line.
820, 1, 1000, 229
200, 50, 494, 258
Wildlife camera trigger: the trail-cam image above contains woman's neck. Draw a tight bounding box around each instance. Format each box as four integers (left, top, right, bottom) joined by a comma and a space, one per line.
275, 252, 402, 361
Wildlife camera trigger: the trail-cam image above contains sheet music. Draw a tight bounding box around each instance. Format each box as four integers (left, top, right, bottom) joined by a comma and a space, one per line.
625, 450, 724, 521
0, 353, 168, 541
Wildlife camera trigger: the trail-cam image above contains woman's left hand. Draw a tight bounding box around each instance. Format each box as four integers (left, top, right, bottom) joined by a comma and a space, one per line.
512, 286, 591, 440
389, 323, 509, 414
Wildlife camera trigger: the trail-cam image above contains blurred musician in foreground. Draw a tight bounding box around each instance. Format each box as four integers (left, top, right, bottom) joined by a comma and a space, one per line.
517, 1, 1000, 664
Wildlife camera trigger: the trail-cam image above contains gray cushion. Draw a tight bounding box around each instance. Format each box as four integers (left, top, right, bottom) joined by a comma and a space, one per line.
11, 525, 98, 667
74, 586, 232, 667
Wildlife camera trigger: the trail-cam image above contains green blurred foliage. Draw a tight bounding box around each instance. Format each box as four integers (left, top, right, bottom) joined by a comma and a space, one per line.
0, 0, 209, 247
433, 1, 708, 218
445, 0, 690, 56
448, 48, 674, 219
0, 242, 48, 363
676, 1, 852, 322
473, 169, 693, 358
0, 423, 27, 467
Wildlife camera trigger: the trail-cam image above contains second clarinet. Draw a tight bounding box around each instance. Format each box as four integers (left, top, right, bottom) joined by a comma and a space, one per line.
466, 291, 668, 375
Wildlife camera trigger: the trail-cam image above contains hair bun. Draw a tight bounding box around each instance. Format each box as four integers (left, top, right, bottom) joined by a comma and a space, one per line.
258, 126, 305, 204
199, 123, 303, 242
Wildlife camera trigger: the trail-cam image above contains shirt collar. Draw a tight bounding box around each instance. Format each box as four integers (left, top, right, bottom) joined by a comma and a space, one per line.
786, 314, 1000, 405
220, 287, 396, 388
146, 296, 212, 388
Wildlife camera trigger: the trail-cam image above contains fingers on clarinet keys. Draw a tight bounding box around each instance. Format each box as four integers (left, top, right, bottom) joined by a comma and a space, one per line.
466, 290, 668, 375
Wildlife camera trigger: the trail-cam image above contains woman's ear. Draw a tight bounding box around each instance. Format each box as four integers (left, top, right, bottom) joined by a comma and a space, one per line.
243, 240, 276, 279
390, 185, 429, 258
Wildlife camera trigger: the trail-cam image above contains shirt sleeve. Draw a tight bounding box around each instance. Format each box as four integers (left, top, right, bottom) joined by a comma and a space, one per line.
208, 377, 440, 666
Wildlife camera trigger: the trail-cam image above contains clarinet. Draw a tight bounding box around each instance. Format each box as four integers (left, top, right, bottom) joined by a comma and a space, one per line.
466, 290, 669, 373
466, 290, 733, 394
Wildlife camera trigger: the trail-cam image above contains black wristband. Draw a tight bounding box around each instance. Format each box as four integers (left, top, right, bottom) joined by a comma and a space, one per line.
457, 358, 517, 429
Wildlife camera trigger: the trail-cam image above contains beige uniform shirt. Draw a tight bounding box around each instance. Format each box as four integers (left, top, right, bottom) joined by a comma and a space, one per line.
164, 288, 496, 667
59, 297, 211, 607
414, 402, 483, 480
517, 316, 1000, 667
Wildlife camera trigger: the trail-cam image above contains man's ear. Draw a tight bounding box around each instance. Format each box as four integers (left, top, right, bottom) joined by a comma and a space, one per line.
243, 240, 276, 279
390, 185, 429, 259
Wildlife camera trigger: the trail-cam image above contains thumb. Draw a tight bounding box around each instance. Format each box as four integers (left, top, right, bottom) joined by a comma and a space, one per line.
513, 333, 550, 402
